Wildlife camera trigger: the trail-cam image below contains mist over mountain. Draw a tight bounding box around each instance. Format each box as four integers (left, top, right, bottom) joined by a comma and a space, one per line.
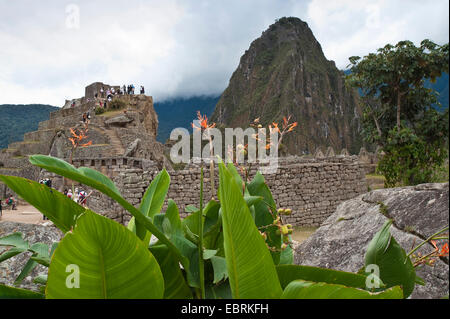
154, 95, 220, 143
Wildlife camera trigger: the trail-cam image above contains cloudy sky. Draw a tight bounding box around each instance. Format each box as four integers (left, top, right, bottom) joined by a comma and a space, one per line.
0, 0, 448, 106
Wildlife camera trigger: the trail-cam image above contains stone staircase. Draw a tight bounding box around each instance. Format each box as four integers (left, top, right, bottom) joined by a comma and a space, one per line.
90, 125, 125, 156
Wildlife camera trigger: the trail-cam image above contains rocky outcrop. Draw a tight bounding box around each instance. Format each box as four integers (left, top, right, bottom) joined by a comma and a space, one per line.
0, 222, 62, 292
105, 115, 134, 127
295, 183, 449, 299
123, 138, 141, 157
211, 17, 364, 155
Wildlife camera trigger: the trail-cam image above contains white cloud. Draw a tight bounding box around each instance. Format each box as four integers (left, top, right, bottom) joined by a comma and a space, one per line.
306, 0, 449, 69
0, 0, 448, 106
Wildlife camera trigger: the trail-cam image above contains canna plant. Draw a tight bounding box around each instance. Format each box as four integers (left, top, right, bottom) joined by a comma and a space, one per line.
0, 154, 423, 299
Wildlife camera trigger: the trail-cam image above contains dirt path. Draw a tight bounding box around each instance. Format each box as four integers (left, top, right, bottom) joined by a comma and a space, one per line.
0, 204, 52, 225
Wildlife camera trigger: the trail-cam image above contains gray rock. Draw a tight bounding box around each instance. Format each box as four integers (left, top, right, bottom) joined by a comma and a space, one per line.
124, 138, 141, 157
295, 183, 449, 299
105, 115, 133, 127
0, 222, 63, 292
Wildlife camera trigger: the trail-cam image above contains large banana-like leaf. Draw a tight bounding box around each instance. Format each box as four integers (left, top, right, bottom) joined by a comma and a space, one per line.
28, 155, 187, 268
276, 265, 367, 289
281, 280, 403, 299
0, 284, 44, 299
46, 211, 164, 299
127, 169, 170, 244
0, 175, 85, 233
218, 162, 283, 299
246, 172, 283, 265
149, 245, 193, 299
365, 220, 416, 298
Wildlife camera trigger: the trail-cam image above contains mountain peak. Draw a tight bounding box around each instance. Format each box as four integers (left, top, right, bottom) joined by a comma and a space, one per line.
211, 17, 363, 154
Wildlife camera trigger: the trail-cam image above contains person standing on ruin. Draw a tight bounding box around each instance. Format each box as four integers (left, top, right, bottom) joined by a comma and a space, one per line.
140, 86, 145, 94
100, 87, 104, 98
123, 85, 127, 95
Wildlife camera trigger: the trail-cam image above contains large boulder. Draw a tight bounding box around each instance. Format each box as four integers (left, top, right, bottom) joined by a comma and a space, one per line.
295, 183, 449, 299
0, 222, 63, 292
105, 115, 133, 127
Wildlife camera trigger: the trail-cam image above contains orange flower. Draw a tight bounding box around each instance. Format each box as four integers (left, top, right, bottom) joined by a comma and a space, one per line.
193, 111, 216, 130
81, 141, 92, 147
440, 243, 449, 256
271, 122, 280, 133
287, 122, 298, 132
68, 127, 92, 149
431, 240, 438, 250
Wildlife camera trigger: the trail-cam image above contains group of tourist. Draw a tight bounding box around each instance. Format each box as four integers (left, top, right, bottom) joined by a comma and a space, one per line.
0, 195, 17, 217
94, 84, 145, 100
82, 111, 91, 127
64, 187, 92, 207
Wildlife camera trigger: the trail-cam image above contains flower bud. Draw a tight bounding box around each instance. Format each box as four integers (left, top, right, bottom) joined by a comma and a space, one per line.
284, 209, 292, 215
281, 225, 289, 235
281, 243, 288, 250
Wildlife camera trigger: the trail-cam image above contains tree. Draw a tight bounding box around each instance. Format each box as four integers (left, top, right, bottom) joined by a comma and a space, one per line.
346, 39, 449, 186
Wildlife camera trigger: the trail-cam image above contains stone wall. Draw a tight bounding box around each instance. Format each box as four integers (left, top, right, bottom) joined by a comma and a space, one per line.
40, 155, 367, 227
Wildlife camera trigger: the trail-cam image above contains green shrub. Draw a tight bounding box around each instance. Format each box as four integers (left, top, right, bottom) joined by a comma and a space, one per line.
94, 107, 105, 115
109, 99, 127, 110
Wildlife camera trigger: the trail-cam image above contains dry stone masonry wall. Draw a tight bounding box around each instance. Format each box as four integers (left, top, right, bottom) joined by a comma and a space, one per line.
40, 154, 367, 227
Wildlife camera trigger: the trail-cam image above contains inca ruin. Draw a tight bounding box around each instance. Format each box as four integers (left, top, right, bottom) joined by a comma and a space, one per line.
0, 82, 381, 227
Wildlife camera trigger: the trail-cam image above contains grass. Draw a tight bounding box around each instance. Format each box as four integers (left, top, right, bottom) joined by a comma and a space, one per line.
378, 202, 389, 216
431, 161, 449, 183
291, 226, 318, 244
366, 173, 386, 190
96, 110, 126, 117
366, 173, 385, 180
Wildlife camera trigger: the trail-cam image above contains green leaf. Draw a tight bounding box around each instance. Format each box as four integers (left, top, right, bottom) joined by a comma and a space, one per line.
28, 155, 188, 269
247, 172, 281, 264
170, 234, 199, 288
46, 211, 164, 299
203, 249, 218, 260
0, 232, 29, 249
135, 169, 170, 243
0, 175, 85, 233
279, 242, 294, 265
33, 275, 48, 285
218, 162, 283, 298
281, 280, 403, 299
14, 258, 38, 285
276, 265, 367, 289
210, 256, 228, 284
364, 220, 416, 298
14, 242, 50, 284
0, 233, 29, 263
244, 196, 264, 208
149, 245, 193, 299
185, 205, 199, 213
415, 275, 425, 286
165, 199, 183, 235
0, 284, 44, 299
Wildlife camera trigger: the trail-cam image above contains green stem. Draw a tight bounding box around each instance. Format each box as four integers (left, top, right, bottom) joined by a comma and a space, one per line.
198, 166, 205, 299
406, 226, 449, 262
